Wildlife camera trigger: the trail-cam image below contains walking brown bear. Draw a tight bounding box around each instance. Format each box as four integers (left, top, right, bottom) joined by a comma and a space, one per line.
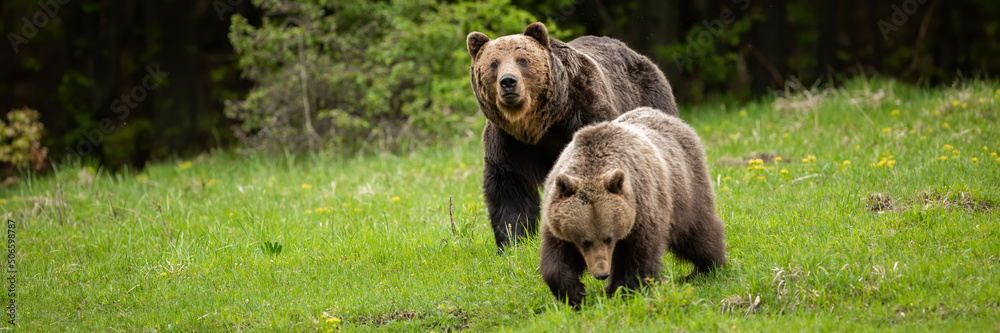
466, 22, 678, 252
539, 107, 727, 307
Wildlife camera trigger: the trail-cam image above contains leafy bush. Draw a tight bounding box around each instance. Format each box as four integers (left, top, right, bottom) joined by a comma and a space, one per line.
0, 108, 46, 170
225, 0, 546, 153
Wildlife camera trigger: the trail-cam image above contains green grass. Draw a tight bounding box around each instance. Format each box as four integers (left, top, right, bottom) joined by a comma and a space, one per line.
3, 78, 999, 331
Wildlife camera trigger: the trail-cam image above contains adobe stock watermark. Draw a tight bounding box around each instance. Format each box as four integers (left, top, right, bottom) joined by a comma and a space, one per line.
877, 0, 930, 41
545, 0, 586, 22
213, 0, 244, 21
672, 0, 751, 73
7, 0, 70, 54
65, 65, 169, 158
5, 219, 15, 327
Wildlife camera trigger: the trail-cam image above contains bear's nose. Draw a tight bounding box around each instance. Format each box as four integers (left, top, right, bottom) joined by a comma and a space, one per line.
499, 75, 518, 91
593, 272, 609, 280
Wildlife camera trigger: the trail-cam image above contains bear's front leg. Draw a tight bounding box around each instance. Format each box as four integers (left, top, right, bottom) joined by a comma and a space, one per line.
605, 239, 663, 297
483, 125, 543, 253
540, 230, 587, 308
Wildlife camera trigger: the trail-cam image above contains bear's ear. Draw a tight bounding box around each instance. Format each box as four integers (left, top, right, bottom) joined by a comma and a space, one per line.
467, 32, 490, 58
523, 22, 549, 49
604, 169, 626, 194
555, 174, 577, 198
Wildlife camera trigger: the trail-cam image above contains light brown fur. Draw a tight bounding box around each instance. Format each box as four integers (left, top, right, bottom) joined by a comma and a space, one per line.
540, 107, 727, 307
468, 29, 555, 144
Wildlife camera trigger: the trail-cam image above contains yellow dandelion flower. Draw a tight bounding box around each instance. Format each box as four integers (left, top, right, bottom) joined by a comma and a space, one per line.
0, 199, 6, 205
326, 317, 341, 323
979, 98, 986, 103
938, 156, 948, 161
301, 184, 311, 189
952, 150, 960, 156
887, 160, 896, 168
934, 110, 941, 116
783, 133, 790, 138
961, 103, 967, 108
842, 160, 851, 165
855, 145, 861, 150
983, 146, 988, 151
942, 122, 950, 129
890, 109, 900, 116
160, 272, 168, 276
992, 152, 998, 157
459, 162, 467, 169
943, 144, 954, 150
177, 161, 193, 171
877, 159, 887, 167
952, 100, 960, 106
780, 169, 789, 174
391, 196, 401, 202
971, 157, 979, 163
207, 178, 217, 187
229, 212, 235, 217
920, 135, 927, 140
996, 157, 1000, 163
881, 128, 891, 133
305, 210, 312, 214
721, 186, 730, 191
756, 176, 765, 180
703, 125, 711, 132
723, 176, 731, 181
801, 157, 810, 163
739, 109, 747, 117
774, 156, 782, 162
729, 134, 736, 140
908, 129, 916, 134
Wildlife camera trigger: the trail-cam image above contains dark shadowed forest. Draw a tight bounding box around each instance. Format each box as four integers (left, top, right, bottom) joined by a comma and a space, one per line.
2, 0, 998, 169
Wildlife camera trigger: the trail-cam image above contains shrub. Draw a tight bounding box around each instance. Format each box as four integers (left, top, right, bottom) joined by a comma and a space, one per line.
225, 0, 549, 153
0, 108, 47, 171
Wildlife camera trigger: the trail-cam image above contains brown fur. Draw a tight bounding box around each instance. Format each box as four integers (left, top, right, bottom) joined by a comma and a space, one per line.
467, 22, 679, 252
539, 107, 727, 308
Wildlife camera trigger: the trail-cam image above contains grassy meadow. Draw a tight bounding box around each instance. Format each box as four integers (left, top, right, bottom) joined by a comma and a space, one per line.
2, 79, 999, 331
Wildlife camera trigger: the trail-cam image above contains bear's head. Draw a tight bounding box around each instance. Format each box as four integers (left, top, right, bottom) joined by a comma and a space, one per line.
545, 168, 636, 280
467, 22, 558, 144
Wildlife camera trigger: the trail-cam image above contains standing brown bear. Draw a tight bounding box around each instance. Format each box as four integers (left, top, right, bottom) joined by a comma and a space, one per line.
540, 107, 726, 308
467, 22, 678, 252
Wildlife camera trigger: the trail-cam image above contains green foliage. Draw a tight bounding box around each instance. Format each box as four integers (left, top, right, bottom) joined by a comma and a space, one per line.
0, 108, 45, 169
225, 0, 542, 153
260, 240, 283, 256
657, 13, 763, 101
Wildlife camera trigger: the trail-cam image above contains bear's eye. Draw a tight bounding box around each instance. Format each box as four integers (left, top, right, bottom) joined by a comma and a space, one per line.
517, 57, 529, 66
581, 240, 593, 248
489, 61, 499, 70
603, 237, 612, 244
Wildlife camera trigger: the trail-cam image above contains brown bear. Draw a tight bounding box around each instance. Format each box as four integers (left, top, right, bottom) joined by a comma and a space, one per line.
539, 107, 726, 307
467, 22, 678, 252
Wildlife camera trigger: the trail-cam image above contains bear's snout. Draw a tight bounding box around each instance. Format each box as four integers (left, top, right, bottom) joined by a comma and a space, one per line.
593, 271, 610, 280
500, 74, 518, 91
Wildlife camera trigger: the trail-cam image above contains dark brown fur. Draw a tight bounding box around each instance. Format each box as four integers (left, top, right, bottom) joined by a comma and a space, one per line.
467, 22, 678, 252
540, 107, 726, 308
